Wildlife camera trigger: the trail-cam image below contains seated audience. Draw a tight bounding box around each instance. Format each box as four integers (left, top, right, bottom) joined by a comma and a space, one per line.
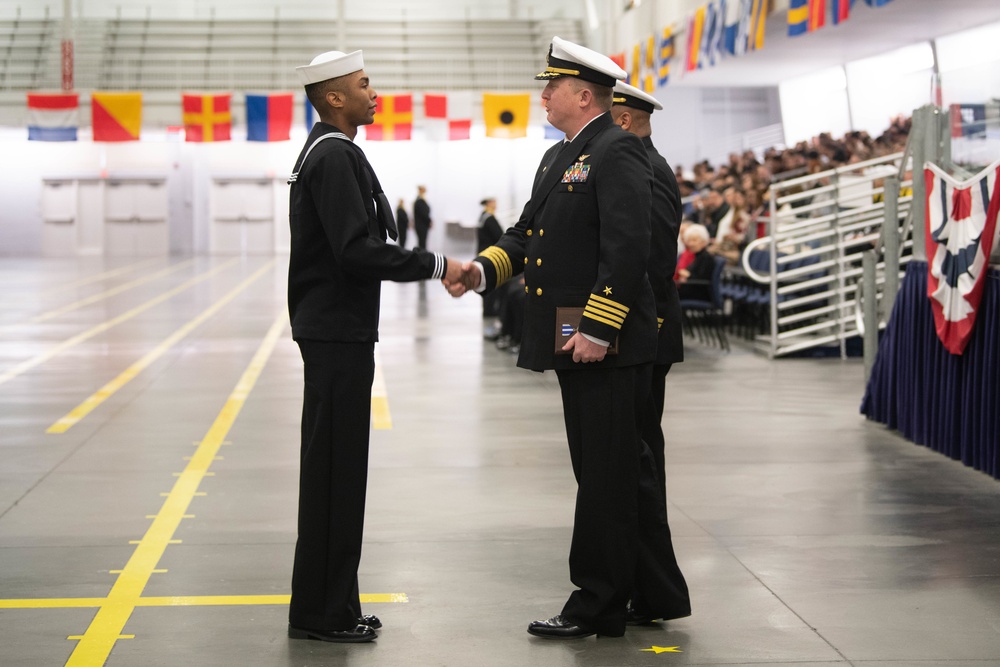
676, 224, 716, 303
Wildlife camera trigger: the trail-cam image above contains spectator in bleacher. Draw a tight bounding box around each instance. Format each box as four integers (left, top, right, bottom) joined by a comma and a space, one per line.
678, 179, 698, 219
711, 187, 751, 265
413, 185, 432, 250
695, 188, 730, 239
676, 223, 715, 303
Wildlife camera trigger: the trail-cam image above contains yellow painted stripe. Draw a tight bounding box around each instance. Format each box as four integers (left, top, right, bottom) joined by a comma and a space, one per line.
64, 312, 286, 667
0, 593, 407, 609
0, 258, 160, 307
0, 598, 110, 609
46, 260, 276, 434
0, 259, 195, 335
370, 348, 392, 430
0, 258, 240, 388
40, 258, 162, 295
135, 593, 408, 606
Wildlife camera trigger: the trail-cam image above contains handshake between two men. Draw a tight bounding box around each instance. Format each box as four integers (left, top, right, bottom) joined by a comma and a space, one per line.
441, 260, 481, 298
438, 258, 609, 364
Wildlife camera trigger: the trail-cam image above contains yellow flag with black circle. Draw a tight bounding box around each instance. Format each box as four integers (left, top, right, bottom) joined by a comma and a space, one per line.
483, 92, 530, 139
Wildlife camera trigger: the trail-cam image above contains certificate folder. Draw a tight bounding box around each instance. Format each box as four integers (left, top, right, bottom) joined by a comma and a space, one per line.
554, 307, 618, 355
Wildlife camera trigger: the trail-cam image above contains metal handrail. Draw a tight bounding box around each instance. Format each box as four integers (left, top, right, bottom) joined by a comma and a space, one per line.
744, 150, 912, 358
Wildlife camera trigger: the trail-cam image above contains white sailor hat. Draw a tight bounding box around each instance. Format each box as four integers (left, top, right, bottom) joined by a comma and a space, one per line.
612, 80, 663, 114
296, 50, 365, 86
535, 36, 627, 88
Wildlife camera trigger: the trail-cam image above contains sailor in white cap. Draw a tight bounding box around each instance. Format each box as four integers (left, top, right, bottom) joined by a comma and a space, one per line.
611, 80, 691, 627
449, 37, 685, 639
286, 50, 461, 644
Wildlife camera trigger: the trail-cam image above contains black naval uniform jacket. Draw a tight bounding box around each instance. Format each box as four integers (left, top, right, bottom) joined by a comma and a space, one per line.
288, 122, 444, 342
644, 135, 684, 367
475, 113, 657, 372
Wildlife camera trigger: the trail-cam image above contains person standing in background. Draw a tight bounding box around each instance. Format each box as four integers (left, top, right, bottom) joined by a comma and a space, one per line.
610, 80, 690, 626
395, 198, 409, 249
413, 185, 431, 250
477, 197, 505, 335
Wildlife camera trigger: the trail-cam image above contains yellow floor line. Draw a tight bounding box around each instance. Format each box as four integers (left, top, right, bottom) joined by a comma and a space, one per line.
64, 313, 287, 667
371, 347, 392, 430
0, 259, 196, 335
0, 593, 408, 609
0, 258, 241, 388
37, 258, 162, 297
46, 260, 276, 434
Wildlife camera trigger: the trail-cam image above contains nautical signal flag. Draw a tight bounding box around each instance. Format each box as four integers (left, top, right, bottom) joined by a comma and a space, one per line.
686, 5, 706, 72
246, 93, 293, 142
304, 93, 315, 129
367, 94, 412, 141
483, 93, 530, 139
91, 92, 142, 142
182, 93, 232, 142
789, 0, 825, 37
831, 0, 852, 24
26, 92, 79, 141
658, 27, 674, 87
630, 43, 641, 86
747, 0, 769, 52
424, 92, 472, 141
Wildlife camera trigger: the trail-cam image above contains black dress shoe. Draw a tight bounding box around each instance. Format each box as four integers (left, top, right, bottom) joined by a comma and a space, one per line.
358, 614, 382, 629
625, 602, 658, 626
527, 614, 594, 639
288, 623, 377, 643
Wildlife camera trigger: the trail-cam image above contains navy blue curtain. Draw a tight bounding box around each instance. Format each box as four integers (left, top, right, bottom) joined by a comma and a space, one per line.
861, 261, 1000, 479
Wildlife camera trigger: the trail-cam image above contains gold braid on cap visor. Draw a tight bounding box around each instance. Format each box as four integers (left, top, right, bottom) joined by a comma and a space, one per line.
537, 66, 581, 78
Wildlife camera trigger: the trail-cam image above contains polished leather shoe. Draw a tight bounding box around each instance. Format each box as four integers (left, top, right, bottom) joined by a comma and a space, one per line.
358, 614, 382, 629
527, 614, 594, 639
625, 602, 658, 626
288, 623, 376, 643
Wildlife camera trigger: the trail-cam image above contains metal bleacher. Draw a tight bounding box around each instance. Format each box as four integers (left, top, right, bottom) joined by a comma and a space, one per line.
0, 14, 583, 127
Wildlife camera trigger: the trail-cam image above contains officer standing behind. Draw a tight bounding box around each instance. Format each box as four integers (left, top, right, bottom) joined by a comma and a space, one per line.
610, 80, 691, 625
287, 49, 460, 644
450, 37, 687, 639
395, 198, 409, 249
477, 197, 505, 326
413, 185, 432, 250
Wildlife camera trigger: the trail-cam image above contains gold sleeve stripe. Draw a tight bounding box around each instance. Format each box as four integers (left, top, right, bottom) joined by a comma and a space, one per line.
657, 317, 663, 331
588, 293, 629, 315
585, 302, 625, 325
480, 246, 513, 286
582, 311, 623, 329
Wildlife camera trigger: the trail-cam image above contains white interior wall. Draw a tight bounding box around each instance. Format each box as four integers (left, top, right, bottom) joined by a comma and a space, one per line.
0, 123, 556, 256
5, 0, 583, 20
779, 67, 851, 146
845, 43, 936, 138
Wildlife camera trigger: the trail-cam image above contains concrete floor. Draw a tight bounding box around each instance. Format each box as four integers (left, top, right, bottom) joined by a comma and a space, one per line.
2, 248, 1000, 667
